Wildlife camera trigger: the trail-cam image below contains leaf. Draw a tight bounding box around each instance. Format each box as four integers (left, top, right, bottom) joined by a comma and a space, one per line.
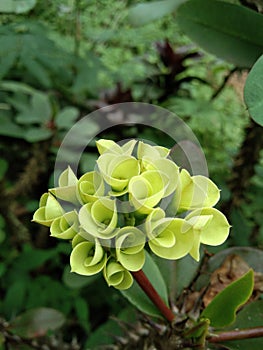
121, 251, 168, 318
176, 0, 263, 68
0, 81, 35, 94
24, 127, 53, 142
244, 54, 263, 126
0, 0, 37, 14
10, 307, 65, 338
56, 107, 79, 129
0, 158, 8, 180
128, 0, 186, 26
201, 269, 254, 328
223, 300, 263, 350
62, 265, 100, 289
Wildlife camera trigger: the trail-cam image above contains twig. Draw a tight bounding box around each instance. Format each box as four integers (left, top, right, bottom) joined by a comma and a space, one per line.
208, 326, 263, 343
132, 270, 175, 323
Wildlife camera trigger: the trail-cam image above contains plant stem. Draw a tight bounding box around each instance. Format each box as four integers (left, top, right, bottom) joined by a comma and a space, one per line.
132, 269, 175, 323
208, 326, 263, 343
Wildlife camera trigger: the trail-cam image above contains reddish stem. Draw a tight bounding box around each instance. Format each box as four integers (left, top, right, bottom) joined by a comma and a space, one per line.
208, 326, 263, 343
132, 269, 175, 323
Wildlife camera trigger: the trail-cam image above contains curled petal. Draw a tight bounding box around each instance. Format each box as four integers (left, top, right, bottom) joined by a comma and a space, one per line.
129, 170, 168, 215
70, 239, 107, 276
137, 141, 169, 160
115, 227, 146, 271
186, 207, 231, 246
141, 158, 179, 196
78, 198, 118, 239
50, 210, 79, 240
96, 139, 137, 155
103, 258, 133, 290
77, 171, 104, 203
32, 193, 64, 227
148, 218, 194, 260
49, 166, 79, 205
170, 169, 220, 214
72, 233, 87, 248
97, 153, 140, 193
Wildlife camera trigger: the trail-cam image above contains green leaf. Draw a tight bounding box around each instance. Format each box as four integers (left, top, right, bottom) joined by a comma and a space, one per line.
201, 269, 254, 328
121, 251, 168, 318
0, 0, 37, 14
244, 54, 263, 126
10, 307, 65, 338
56, 107, 79, 129
0, 81, 35, 94
62, 265, 100, 289
24, 127, 53, 142
128, 0, 186, 26
176, 0, 263, 67
223, 300, 263, 350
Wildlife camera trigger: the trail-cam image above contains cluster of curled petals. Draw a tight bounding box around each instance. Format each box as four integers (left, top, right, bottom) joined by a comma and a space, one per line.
33, 139, 230, 290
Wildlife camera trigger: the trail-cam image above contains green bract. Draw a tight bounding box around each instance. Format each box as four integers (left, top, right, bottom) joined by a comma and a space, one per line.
70, 239, 107, 276
32, 193, 64, 227
104, 258, 133, 290
33, 138, 230, 290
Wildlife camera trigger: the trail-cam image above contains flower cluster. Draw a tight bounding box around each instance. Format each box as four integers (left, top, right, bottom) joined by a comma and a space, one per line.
33, 139, 230, 290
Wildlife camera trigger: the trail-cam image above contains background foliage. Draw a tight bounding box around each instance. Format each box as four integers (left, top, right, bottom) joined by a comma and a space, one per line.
0, 0, 263, 349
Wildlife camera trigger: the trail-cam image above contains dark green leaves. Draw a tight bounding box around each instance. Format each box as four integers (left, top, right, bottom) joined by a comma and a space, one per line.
121, 252, 168, 318
128, 0, 186, 26
176, 0, 263, 68
244, 54, 263, 126
201, 269, 254, 328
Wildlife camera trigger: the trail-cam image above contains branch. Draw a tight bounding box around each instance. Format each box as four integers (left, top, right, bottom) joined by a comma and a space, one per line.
208, 326, 263, 343
132, 270, 175, 323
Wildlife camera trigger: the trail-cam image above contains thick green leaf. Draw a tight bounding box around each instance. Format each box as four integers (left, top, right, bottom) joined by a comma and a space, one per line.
201, 270, 254, 328
176, 0, 263, 67
244, 54, 263, 126
10, 307, 65, 338
56, 107, 79, 129
0, 158, 8, 180
223, 300, 263, 350
0, 0, 37, 14
121, 251, 168, 318
0, 81, 35, 94
128, 0, 186, 26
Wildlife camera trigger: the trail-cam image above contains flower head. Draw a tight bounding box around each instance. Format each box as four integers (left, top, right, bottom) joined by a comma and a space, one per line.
33, 139, 230, 290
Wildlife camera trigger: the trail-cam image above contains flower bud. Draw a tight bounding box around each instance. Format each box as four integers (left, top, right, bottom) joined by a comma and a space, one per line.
32, 193, 64, 227
115, 227, 145, 271
103, 258, 133, 290
70, 239, 107, 276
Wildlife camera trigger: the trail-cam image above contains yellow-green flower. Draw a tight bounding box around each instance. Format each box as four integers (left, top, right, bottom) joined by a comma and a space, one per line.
49, 166, 79, 205
50, 210, 79, 240
32, 193, 64, 227
97, 153, 140, 194
70, 239, 107, 276
77, 171, 104, 203
78, 197, 118, 239
147, 216, 194, 260
169, 169, 220, 214
185, 207, 231, 261
115, 227, 145, 271
137, 141, 170, 160
129, 170, 168, 215
103, 257, 133, 290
